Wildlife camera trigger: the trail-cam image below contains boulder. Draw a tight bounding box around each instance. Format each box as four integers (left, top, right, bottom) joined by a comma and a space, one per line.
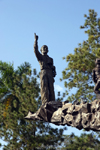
25, 99, 100, 131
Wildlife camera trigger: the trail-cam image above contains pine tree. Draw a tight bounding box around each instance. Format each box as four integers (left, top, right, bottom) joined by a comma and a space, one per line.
61, 9, 100, 103
60, 132, 100, 150
0, 61, 65, 150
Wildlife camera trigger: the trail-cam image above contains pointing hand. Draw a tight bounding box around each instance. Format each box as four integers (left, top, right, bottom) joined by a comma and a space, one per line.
34, 33, 38, 41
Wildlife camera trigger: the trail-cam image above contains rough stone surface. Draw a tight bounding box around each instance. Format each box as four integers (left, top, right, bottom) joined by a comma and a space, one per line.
25, 99, 100, 131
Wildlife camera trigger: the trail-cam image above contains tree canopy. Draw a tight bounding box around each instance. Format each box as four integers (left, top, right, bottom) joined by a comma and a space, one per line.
61, 9, 100, 102
0, 61, 65, 150
60, 132, 100, 150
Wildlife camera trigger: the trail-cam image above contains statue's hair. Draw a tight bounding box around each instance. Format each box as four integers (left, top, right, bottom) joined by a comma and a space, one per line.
40, 45, 49, 53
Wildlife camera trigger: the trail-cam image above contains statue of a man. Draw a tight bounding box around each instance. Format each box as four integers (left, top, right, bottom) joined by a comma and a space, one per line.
92, 58, 100, 94
34, 33, 56, 104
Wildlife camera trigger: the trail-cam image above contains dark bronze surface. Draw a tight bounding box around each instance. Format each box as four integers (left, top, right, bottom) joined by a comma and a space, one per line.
34, 33, 56, 104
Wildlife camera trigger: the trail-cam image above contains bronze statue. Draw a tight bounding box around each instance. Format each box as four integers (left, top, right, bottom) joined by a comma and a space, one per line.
34, 33, 56, 104
92, 58, 100, 94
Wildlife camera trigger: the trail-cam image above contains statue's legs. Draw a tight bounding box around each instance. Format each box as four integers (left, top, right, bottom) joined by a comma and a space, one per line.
40, 70, 55, 104
94, 79, 100, 94
40, 72, 49, 104
48, 74, 55, 101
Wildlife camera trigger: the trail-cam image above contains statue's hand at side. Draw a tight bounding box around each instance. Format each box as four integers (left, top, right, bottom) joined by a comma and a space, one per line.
52, 66, 56, 77
34, 33, 38, 42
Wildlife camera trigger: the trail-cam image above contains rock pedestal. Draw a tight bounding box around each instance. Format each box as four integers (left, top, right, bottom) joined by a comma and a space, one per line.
25, 100, 100, 131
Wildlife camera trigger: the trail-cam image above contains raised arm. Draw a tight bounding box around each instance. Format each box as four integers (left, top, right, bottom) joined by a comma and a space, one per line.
34, 33, 42, 61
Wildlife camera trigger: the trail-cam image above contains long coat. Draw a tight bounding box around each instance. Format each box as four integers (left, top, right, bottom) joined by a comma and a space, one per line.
34, 43, 55, 104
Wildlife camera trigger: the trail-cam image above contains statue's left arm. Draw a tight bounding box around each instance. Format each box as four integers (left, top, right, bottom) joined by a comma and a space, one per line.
52, 66, 56, 77
51, 59, 56, 77
92, 69, 97, 83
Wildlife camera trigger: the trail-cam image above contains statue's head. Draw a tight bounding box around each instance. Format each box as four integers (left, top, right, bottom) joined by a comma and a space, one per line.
40, 45, 48, 55
95, 58, 100, 65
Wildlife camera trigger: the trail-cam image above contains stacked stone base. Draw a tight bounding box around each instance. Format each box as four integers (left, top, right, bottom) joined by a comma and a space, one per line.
25, 100, 100, 131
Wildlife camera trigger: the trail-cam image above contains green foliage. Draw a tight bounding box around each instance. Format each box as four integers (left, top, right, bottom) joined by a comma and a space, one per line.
60, 132, 100, 150
0, 61, 65, 150
61, 9, 100, 102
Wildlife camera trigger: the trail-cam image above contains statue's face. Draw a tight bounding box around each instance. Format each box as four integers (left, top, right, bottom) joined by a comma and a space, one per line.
41, 45, 48, 55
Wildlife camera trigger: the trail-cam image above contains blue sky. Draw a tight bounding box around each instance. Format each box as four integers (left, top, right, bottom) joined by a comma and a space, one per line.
0, 0, 100, 147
